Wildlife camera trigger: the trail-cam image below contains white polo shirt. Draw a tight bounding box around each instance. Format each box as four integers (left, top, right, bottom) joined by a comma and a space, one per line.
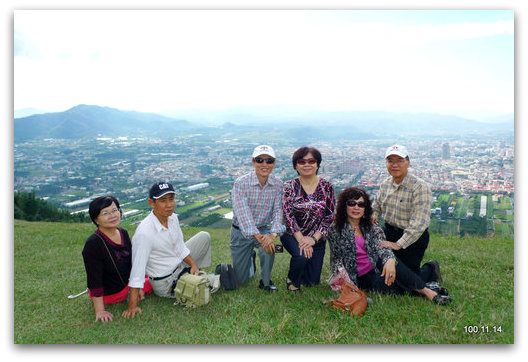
128, 211, 190, 288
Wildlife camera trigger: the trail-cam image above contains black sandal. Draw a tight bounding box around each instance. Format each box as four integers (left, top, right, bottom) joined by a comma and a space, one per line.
425, 281, 449, 296
432, 294, 452, 305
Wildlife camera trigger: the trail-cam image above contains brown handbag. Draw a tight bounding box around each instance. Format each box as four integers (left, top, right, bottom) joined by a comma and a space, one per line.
328, 281, 368, 316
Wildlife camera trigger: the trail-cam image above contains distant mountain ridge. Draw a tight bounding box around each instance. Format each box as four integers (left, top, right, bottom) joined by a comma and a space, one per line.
162, 106, 514, 134
14, 104, 514, 142
14, 107, 47, 118
14, 104, 193, 141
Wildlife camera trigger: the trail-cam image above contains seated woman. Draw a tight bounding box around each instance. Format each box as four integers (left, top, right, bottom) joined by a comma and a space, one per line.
281, 146, 336, 293
327, 187, 452, 305
82, 196, 152, 322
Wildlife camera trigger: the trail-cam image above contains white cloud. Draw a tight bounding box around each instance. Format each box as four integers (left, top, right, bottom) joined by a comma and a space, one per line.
14, 10, 514, 115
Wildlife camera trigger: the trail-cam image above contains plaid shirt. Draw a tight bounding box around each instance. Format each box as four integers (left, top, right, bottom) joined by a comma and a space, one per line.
231, 171, 286, 239
372, 173, 432, 249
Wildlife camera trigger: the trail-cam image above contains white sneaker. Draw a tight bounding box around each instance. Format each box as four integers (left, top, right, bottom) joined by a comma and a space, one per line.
207, 273, 221, 294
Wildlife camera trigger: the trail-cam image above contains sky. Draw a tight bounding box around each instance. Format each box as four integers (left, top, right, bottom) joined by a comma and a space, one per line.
13, 9, 514, 121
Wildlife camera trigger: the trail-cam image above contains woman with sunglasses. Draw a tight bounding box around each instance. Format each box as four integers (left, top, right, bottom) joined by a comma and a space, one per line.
82, 196, 152, 322
281, 146, 336, 293
327, 187, 452, 305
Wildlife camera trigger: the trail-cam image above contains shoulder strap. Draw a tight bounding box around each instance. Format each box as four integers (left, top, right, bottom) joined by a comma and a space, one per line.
94, 233, 127, 288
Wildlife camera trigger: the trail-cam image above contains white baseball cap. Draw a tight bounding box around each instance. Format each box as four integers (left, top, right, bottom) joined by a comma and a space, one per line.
385, 145, 409, 158
252, 145, 276, 159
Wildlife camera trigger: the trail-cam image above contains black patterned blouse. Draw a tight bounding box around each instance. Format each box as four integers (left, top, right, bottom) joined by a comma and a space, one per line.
327, 222, 395, 286
282, 177, 336, 238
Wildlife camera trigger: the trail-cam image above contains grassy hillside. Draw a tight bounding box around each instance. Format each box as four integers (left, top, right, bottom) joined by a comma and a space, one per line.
13, 219, 514, 344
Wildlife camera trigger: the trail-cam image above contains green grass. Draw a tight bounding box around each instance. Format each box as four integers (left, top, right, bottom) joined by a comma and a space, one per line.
437, 193, 451, 204
174, 201, 204, 214
14, 220, 514, 344
493, 196, 514, 221
493, 221, 515, 238
215, 207, 233, 215
454, 197, 469, 218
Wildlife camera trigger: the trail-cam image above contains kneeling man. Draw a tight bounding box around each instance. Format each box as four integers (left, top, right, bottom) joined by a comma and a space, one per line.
230, 145, 285, 292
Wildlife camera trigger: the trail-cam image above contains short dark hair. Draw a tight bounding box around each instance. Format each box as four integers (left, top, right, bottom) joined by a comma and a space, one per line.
292, 146, 322, 175
88, 195, 121, 226
334, 187, 373, 233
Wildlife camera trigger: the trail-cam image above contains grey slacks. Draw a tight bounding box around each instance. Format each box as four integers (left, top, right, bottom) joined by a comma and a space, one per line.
230, 226, 274, 286
149, 231, 212, 298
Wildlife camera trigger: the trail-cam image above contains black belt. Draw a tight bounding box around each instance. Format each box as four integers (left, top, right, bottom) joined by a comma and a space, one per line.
386, 223, 428, 233
150, 266, 179, 281
385, 223, 402, 232
232, 224, 268, 230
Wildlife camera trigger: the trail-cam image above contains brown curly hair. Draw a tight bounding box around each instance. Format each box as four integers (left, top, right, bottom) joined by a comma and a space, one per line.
334, 187, 373, 233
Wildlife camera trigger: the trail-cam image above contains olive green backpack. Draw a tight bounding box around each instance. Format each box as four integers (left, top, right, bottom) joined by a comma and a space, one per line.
173, 272, 210, 308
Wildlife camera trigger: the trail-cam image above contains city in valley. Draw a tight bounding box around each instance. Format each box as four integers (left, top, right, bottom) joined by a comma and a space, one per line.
14, 133, 514, 238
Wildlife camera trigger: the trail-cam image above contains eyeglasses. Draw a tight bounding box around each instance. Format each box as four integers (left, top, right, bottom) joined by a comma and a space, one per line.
254, 157, 275, 164
386, 158, 407, 164
297, 158, 317, 165
100, 208, 120, 217
346, 200, 366, 208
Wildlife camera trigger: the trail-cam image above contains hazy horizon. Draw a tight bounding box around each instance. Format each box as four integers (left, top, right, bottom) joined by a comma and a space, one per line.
14, 103, 514, 126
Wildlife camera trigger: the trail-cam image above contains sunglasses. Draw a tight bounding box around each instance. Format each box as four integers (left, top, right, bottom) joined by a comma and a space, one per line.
254, 157, 276, 164
346, 200, 366, 208
297, 158, 317, 165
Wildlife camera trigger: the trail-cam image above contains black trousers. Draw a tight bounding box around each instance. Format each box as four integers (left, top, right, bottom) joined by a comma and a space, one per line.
384, 223, 435, 283
280, 233, 326, 288
357, 258, 425, 295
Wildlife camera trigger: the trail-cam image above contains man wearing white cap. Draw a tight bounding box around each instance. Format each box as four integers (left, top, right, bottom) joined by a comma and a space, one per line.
230, 145, 286, 292
373, 145, 443, 285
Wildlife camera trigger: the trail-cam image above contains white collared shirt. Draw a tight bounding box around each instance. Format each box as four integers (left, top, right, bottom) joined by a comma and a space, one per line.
128, 211, 190, 288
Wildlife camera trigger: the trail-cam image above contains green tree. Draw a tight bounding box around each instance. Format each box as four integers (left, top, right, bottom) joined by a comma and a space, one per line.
14, 191, 88, 223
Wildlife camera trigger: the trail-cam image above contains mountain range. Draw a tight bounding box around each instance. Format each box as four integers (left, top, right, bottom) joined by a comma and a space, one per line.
14, 104, 514, 142
14, 105, 194, 141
